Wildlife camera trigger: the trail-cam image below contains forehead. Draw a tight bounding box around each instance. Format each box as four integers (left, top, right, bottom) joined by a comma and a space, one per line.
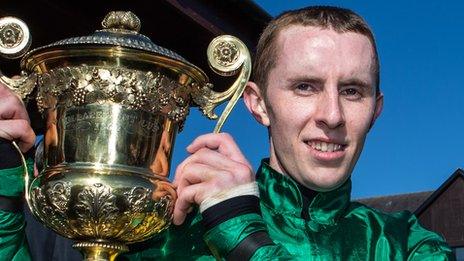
273, 25, 375, 76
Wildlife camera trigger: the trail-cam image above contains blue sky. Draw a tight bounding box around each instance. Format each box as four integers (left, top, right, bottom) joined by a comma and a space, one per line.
171, 1, 464, 199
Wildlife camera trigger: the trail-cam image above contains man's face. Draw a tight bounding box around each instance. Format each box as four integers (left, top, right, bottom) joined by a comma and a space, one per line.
250, 25, 383, 191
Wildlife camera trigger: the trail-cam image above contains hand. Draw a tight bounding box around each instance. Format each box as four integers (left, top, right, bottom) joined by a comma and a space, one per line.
0, 82, 35, 152
172, 133, 255, 225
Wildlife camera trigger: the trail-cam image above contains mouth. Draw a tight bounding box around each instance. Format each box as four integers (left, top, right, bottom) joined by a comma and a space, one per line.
307, 140, 346, 152
305, 140, 347, 162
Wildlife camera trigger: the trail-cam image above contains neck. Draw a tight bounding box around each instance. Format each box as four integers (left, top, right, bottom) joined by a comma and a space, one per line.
298, 181, 318, 219
267, 152, 319, 219
268, 139, 287, 175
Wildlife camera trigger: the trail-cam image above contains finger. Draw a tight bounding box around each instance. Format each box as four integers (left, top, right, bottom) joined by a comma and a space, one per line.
174, 148, 254, 196
172, 159, 188, 186
187, 133, 249, 164
174, 162, 211, 187
0, 94, 29, 121
173, 148, 238, 187
174, 159, 252, 201
186, 150, 254, 185
0, 119, 36, 152
180, 133, 250, 185
172, 152, 207, 185
176, 148, 240, 182
0, 82, 13, 96
173, 183, 205, 225
175, 162, 225, 198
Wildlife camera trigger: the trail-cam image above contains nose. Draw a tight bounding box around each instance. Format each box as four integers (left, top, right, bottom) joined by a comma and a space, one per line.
314, 90, 345, 129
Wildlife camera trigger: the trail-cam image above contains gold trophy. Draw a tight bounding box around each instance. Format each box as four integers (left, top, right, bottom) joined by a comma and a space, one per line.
0, 11, 250, 260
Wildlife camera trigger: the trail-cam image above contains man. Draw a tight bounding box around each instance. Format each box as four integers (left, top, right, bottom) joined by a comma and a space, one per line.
0, 6, 454, 260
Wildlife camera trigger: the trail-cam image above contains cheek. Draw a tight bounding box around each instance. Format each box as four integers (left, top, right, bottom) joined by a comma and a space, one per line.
268, 110, 312, 153
345, 104, 376, 138
268, 102, 310, 131
265, 90, 318, 139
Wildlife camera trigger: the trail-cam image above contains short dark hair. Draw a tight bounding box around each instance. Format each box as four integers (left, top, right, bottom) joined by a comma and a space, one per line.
253, 6, 380, 96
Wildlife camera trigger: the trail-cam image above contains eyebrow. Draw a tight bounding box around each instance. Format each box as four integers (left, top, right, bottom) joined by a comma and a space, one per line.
286, 76, 325, 86
286, 76, 372, 89
339, 78, 373, 91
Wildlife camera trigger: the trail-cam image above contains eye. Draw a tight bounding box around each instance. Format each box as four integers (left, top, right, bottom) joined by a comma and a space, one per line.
294, 82, 317, 95
343, 88, 358, 95
341, 87, 362, 100
296, 83, 311, 90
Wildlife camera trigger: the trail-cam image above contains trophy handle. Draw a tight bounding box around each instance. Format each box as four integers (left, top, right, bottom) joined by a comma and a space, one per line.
194, 35, 252, 133
0, 16, 35, 99
8, 140, 32, 209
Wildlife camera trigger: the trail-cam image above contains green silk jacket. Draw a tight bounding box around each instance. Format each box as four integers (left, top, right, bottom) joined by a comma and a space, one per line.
0, 160, 454, 260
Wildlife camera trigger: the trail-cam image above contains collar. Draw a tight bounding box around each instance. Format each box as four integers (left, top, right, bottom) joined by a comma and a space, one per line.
256, 159, 352, 226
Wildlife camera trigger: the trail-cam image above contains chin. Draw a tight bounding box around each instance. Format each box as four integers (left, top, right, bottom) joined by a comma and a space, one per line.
301, 173, 350, 192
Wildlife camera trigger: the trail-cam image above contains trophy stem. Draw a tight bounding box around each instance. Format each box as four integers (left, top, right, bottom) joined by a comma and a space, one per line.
73, 241, 129, 261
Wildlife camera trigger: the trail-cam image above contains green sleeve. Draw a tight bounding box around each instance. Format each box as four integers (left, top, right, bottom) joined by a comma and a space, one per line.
0, 161, 33, 197
0, 162, 33, 261
406, 215, 455, 261
0, 210, 31, 260
203, 213, 292, 260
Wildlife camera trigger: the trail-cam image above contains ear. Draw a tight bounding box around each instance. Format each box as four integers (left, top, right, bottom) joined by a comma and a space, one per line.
243, 81, 270, 126
369, 92, 384, 129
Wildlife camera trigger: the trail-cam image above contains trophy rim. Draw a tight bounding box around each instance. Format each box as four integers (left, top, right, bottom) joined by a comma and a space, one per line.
35, 162, 171, 182
21, 45, 208, 84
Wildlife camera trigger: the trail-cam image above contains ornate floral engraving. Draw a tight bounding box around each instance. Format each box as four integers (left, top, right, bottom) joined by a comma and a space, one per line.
37, 66, 193, 123
192, 35, 252, 130
125, 187, 150, 213
190, 82, 220, 119
75, 183, 119, 237
102, 11, 141, 33
120, 195, 173, 242
156, 195, 173, 223
212, 41, 239, 67
28, 180, 165, 242
30, 183, 74, 237
48, 182, 71, 215
0, 23, 23, 49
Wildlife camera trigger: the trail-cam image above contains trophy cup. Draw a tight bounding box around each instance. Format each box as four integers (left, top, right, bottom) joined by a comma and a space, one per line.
0, 11, 250, 260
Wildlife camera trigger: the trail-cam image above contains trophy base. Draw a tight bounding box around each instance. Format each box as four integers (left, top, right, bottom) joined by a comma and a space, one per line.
73, 241, 129, 261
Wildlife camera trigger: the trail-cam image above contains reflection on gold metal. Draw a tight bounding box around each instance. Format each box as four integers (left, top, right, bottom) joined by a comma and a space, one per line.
37, 66, 190, 123
0, 70, 36, 99
0, 10, 251, 261
102, 11, 141, 33
0, 16, 31, 58
200, 35, 251, 133
29, 177, 173, 240
73, 242, 127, 261
0, 17, 35, 99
